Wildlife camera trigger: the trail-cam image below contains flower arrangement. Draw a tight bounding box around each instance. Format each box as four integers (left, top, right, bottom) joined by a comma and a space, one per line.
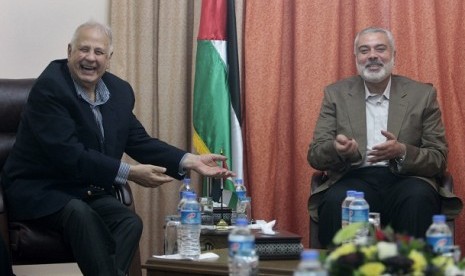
322, 223, 464, 276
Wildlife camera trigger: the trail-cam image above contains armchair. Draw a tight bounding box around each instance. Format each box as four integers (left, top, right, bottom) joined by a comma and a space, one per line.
309, 170, 455, 249
0, 79, 141, 275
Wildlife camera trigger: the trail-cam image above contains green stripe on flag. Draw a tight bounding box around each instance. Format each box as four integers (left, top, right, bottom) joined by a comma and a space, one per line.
193, 40, 231, 162
193, 40, 236, 207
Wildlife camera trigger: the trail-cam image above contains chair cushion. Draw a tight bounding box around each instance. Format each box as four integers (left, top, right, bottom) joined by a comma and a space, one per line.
9, 221, 74, 264
0, 133, 15, 170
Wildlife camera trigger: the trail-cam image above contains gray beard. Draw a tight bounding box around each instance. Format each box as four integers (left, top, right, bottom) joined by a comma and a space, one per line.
357, 59, 394, 83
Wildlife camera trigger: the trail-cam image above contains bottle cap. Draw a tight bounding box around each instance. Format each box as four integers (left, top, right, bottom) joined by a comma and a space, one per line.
235, 178, 243, 185
301, 249, 319, 260
235, 218, 249, 226
432, 214, 446, 223
346, 190, 356, 197
183, 178, 191, 184
354, 191, 364, 198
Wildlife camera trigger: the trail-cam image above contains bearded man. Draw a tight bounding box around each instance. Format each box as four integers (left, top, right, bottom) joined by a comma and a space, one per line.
307, 27, 462, 247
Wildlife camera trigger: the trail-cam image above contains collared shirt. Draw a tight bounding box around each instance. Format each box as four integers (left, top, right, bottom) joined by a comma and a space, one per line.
362, 77, 392, 166
73, 79, 130, 185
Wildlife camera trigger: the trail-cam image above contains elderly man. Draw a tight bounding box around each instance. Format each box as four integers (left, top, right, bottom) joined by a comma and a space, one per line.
308, 27, 462, 247
1, 21, 234, 275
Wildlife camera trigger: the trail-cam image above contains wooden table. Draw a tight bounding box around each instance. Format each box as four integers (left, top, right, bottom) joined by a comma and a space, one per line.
200, 228, 229, 250
143, 248, 299, 276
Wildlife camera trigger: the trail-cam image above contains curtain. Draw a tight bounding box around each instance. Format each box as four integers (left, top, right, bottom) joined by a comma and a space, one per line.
109, 0, 244, 267
109, 0, 199, 265
244, 0, 465, 249
110, 0, 465, 266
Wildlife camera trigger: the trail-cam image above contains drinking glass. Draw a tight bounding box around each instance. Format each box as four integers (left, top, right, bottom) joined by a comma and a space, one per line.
164, 215, 180, 255
442, 245, 461, 263
368, 212, 381, 230
199, 196, 214, 225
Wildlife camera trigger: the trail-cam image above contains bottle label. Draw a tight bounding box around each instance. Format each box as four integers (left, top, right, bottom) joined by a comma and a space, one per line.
342, 207, 349, 222
228, 239, 255, 257
427, 235, 452, 253
349, 208, 369, 223
236, 191, 246, 200
181, 210, 201, 224
179, 189, 191, 200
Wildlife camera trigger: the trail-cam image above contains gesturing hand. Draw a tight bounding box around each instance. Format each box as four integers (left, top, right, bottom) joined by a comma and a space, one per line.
334, 134, 359, 159
368, 130, 406, 163
128, 164, 174, 188
181, 153, 236, 178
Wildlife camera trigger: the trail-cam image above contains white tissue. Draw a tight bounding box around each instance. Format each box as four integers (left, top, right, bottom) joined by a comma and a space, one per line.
152, 252, 219, 260
252, 219, 276, 235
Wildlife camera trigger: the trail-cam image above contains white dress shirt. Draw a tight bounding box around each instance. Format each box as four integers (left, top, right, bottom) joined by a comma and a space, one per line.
363, 77, 392, 167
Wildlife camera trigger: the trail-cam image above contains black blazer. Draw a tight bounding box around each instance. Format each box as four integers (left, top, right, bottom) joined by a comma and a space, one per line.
1, 59, 186, 220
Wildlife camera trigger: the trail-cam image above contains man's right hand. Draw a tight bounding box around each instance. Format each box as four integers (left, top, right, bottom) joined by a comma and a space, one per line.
128, 164, 174, 188
334, 134, 359, 159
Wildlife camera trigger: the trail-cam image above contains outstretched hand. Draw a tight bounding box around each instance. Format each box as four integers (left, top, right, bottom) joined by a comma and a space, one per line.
128, 164, 174, 188
368, 130, 406, 163
181, 153, 236, 178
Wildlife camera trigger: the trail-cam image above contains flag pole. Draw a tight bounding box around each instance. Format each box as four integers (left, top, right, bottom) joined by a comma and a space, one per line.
206, 176, 212, 198
216, 148, 228, 230
220, 148, 224, 215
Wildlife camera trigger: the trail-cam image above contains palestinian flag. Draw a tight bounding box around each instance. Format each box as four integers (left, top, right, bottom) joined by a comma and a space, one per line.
193, 0, 243, 208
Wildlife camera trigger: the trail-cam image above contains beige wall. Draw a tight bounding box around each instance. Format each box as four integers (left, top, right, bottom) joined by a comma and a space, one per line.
0, 0, 109, 78
2, 1, 108, 273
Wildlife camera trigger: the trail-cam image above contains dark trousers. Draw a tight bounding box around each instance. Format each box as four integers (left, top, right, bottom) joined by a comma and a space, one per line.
0, 234, 13, 276
318, 167, 440, 247
38, 195, 143, 276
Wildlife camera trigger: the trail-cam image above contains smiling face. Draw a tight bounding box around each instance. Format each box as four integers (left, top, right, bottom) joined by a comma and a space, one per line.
355, 31, 395, 84
67, 26, 112, 93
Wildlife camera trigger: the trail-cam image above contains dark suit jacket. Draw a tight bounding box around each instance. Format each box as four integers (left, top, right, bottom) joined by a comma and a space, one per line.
1, 59, 186, 220
308, 75, 462, 221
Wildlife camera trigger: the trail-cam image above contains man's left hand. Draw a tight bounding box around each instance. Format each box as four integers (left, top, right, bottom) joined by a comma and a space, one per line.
368, 130, 406, 163
181, 153, 236, 178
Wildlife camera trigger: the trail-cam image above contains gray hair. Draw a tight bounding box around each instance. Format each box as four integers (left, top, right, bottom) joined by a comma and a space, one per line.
353, 27, 395, 55
70, 20, 113, 56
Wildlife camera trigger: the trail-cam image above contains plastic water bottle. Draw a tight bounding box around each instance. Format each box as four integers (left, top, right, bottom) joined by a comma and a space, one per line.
177, 191, 194, 215
234, 178, 247, 201
179, 177, 194, 199
349, 192, 369, 223
341, 190, 356, 228
228, 218, 258, 276
232, 178, 247, 225
237, 197, 252, 222
349, 191, 370, 243
426, 214, 452, 253
293, 249, 328, 276
179, 192, 201, 259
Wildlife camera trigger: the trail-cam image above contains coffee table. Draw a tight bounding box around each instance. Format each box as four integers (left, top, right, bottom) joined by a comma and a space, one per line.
143, 248, 299, 275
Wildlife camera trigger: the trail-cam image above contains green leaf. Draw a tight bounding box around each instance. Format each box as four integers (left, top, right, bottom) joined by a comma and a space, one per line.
332, 223, 364, 245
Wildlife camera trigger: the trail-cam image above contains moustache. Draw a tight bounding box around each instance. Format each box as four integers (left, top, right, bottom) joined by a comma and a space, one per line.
365, 61, 384, 68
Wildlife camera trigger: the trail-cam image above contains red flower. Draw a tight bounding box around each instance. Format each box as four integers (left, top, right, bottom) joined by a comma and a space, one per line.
375, 228, 387, 241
